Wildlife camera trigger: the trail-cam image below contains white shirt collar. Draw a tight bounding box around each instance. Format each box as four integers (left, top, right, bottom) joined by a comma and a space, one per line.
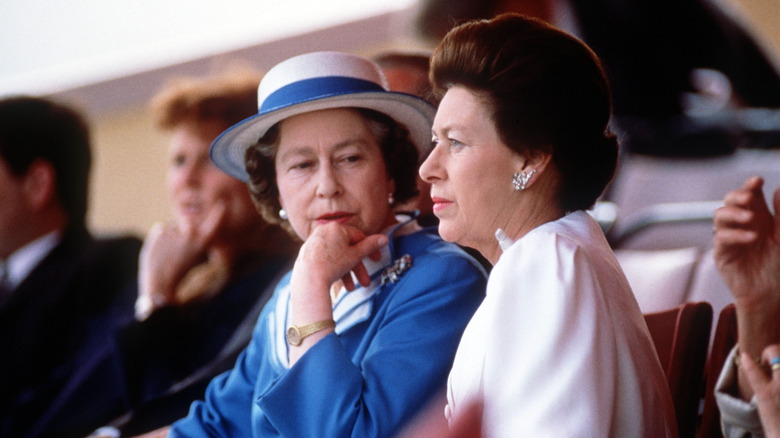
4, 230, 62, 289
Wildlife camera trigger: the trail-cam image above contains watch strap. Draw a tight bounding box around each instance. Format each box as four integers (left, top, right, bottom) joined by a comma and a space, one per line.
287, 319, 335, 346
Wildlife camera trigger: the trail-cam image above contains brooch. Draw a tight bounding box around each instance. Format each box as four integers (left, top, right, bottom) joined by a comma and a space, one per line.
380, 254, 413, 285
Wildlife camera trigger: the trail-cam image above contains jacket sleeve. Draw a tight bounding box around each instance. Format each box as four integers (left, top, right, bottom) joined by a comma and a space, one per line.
169, 303, 270, 437
256, 250, 485, 438
716, 347, 766, 438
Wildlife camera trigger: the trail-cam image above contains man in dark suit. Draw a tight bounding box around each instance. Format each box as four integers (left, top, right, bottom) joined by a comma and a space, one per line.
0, 96, 141, 437
18, 70, 299, 438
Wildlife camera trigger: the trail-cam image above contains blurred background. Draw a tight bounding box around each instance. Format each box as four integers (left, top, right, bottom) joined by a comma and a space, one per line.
1, 0, 779, 238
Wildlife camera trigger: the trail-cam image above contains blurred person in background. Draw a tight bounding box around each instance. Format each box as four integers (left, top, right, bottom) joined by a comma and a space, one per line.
713, 176, 780, 437
372, 50, 435, 104
373, 50, 437, 227
0, 96, 141, 438
32, 68, 299, 438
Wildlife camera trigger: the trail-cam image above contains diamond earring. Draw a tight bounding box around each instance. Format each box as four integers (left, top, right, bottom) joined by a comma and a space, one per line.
512, 170, 537, 191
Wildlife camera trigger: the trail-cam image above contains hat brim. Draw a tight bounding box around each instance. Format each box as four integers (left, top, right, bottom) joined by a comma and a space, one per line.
210, 91, 436, 182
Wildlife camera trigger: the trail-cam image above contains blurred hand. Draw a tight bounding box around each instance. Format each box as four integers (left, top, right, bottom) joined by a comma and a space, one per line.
741, 345, 780, 438
714, 176, 780, 304
398, 398, 483, 438
86, 425, 169, 438
714, 177, 780, 400
136, 201, 226, 319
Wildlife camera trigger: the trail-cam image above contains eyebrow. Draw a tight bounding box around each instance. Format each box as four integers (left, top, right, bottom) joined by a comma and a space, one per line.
432, 123, 467, 138
277, 137, 372, 162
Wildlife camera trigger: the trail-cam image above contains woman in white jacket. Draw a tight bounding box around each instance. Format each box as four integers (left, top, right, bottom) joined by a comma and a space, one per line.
419, 13, 678, 437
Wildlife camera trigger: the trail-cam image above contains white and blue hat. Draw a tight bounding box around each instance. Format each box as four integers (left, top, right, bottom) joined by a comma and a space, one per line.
210, 51, 437, 181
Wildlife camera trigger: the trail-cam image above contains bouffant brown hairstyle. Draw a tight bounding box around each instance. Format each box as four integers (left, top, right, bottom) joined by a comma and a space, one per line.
430, 13, 619, 211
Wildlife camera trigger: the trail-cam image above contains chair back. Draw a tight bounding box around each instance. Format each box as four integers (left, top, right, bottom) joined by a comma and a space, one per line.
644, 301, 713, 438
617, 247, 701, 313
696, 304, 737, 438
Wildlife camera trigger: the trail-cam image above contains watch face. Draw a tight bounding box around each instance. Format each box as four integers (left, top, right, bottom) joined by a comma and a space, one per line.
287, 326, 301, 346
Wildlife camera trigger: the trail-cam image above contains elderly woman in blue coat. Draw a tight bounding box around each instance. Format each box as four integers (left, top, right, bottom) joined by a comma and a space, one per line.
168, 51, 486, 437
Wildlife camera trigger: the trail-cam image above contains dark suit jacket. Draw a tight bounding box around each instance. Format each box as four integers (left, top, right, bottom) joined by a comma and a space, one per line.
25, 252, 293, 438
0, 225, 142, 438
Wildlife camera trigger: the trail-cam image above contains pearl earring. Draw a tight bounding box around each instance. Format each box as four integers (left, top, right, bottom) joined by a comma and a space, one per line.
279, 209, 288, 220
388, 193, 395, 205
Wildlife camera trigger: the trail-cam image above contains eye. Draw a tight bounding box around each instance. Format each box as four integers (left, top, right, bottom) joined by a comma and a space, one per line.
336, 153, 363, 166
448, 138, 466, 151
289, 160, 313, 171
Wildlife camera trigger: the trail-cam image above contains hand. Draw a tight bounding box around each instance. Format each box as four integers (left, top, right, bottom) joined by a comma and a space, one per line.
86, 425, 169, 438
398, 398, 483, 438
740, 345, 780, 438
136, 202, 226, 318
292, 223, 387, 295
286, 223, 387, 363
714, 176, 780, 304
714, 177, 780, 399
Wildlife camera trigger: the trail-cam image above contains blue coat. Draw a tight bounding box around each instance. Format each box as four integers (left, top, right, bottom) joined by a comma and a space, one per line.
171, 228, 486, 437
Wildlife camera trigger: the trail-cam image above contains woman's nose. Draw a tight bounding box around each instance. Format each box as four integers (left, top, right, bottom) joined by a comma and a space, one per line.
419, 145, 442, 183
315, 164, 343, 198
182, 163, 202, 186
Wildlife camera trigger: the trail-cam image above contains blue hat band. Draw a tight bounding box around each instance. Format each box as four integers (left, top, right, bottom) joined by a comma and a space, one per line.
260, 76, 386, 114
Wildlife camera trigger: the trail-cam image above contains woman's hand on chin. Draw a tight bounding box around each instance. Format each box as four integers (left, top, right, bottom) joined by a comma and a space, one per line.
286, 223, 388, 363
293, 223, 388, 293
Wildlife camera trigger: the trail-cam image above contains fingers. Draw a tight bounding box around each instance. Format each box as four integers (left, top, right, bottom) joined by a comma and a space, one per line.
351, 262, 372, 288
368, 235, 388, 262
338, 226, 388, 265
722, 177, 770, 221
175, 199, 227, 245
714, 227, 759, 247
761, 345, 780, 373
448, 399, 484, 438
341, 273, 356, 292
749, 344, 780, 438
140, 222, 165, 257
742, 345, 780, 395
741, 176, 765, 194
353, 234, 388, 260
341, 226, 387, 247
340, 233, 387, 291
713, 177, 773, 260
196, 201, 227, 246
299, 224, 390, 293
714, 204, 755, 228
741, 351, 771, 391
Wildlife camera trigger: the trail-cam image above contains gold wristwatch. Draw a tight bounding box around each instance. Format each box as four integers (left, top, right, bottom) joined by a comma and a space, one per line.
287, 319, 336, 346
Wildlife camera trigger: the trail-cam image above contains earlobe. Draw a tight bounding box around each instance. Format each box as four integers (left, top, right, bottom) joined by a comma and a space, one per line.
277, 197, 287, 220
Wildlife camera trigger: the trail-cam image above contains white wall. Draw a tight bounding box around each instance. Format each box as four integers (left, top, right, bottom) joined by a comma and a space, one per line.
13, 0, 779, 237
73, 8, 429, 236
